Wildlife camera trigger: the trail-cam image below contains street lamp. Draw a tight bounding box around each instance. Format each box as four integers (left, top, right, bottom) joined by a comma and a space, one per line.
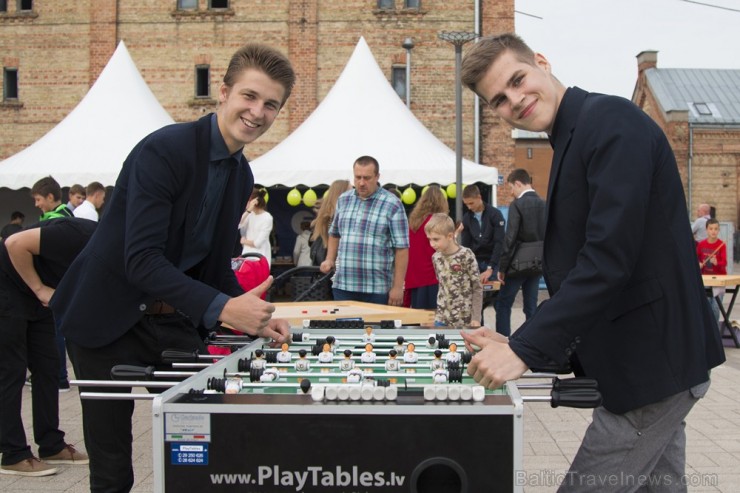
402, 37, 415, 108
438, 31, 478, 222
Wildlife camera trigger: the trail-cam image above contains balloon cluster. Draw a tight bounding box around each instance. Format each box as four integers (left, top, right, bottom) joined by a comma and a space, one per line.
283, 183, 463, 206
398, 183, 462, 205
286, 188, 319, 207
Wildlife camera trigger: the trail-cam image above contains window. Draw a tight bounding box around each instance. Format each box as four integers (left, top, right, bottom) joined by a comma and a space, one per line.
693, 102, 712, 116
391, 66, 406, 100
0, 0, 7, 12
405, 0, 420, 7
4, 68, 18, 100
195, 65, 210, 98
378, 0, 394, 9
178, 0, 197, 9
18, 0, 32, 11
209, 0, 228, 8
527, 148, 533, 159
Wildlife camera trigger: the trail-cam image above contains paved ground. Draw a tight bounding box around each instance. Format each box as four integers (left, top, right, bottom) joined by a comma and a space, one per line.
3, 293, 740, 492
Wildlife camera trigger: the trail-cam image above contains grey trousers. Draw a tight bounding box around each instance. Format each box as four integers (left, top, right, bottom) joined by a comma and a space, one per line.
558, 380, 710, 493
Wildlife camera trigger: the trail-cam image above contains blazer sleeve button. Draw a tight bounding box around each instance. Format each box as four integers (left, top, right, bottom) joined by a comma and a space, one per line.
139, 304, 147, 311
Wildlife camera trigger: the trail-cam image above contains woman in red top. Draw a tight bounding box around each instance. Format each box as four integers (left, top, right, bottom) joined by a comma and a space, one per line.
404, 185, 449, 309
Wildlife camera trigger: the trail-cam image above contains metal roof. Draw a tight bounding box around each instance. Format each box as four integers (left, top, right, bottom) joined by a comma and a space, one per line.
645, 68, 740, 124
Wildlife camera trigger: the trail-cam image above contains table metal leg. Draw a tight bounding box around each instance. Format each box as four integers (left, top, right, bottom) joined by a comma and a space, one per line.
716, 286, 740, 348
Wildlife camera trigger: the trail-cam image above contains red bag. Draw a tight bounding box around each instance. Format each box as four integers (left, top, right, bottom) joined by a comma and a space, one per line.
232, 254, 270, 300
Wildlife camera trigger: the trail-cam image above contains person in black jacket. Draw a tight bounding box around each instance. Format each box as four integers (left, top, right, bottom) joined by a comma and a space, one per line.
0, 218, 95, 477
460, 33, 724, 491
494, 169, 545, 336
460, 184, 505, 283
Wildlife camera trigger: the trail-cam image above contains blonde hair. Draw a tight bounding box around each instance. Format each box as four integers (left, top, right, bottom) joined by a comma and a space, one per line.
408, 185, 449, 231
311, 179, 351, 245
424, 213, 455, 236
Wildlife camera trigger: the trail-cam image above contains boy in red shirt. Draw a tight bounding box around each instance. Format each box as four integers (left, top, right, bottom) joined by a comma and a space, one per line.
697, 218, 726, 323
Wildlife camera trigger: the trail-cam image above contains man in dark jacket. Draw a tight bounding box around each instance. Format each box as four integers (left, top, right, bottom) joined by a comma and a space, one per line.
495, 169, 545, 336
460, 33, 724, 491
50, 44, 294, 492
460, 184, 505, 282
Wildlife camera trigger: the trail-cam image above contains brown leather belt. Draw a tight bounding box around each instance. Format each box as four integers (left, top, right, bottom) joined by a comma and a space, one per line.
145, 300, 177, 315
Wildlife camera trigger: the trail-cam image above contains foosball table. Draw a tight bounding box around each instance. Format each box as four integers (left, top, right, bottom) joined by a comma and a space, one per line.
75, 323, 601, 493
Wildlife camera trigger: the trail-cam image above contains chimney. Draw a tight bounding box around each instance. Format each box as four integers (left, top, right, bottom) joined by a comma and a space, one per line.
636, 50, 658, 76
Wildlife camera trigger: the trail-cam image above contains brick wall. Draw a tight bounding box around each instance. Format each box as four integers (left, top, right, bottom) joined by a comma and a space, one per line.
1, 0, 507, 193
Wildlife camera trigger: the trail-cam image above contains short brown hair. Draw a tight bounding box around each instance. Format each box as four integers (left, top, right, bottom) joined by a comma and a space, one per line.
69, 184, 86, 197
462, 184, 481, 199
86, 181, 106, 196
31, 176, 62, 201
507, 168, 532, 185
223, 43, 296, 107
354, 155, 379, 175
424, 212, 455, 236
462, 33, 536, 99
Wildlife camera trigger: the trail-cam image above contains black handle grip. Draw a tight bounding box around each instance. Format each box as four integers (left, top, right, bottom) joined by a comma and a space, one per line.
161, 349, 200, 363
111, 365, 155, 380
552, 377, 599, 391
550, 389, 603, 409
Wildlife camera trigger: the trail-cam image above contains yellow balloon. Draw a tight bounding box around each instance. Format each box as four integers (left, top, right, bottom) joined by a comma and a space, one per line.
401, 187, 417, 205
446, 183, 457, 199
263, 190, 269, 204
421, 185, 429, 197
287, 188, 302, 206
441, 188, 448, 199
303, 188, 318, 207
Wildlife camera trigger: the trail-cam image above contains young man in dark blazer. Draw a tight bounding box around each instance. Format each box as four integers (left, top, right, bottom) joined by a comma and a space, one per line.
460, 34, 724, 491
50, 44, 294, 492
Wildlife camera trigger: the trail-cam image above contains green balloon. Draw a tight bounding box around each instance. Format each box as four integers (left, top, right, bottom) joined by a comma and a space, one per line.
287, 188, 302, 206
401, 187, 417, 205
303, 188, 318, 207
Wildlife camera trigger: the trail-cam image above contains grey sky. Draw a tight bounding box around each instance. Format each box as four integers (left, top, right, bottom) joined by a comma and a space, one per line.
516, 0, 740, 99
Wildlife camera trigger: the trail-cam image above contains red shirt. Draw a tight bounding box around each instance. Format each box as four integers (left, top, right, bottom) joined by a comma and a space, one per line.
405, 215, 438, 289
697, 238, 727, 275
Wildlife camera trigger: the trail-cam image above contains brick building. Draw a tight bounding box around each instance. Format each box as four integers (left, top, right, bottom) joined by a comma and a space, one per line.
633, 50, 740, 228
1, 0, 516, 202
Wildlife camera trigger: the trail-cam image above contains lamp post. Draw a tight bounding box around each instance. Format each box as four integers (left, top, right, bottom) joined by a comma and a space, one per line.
402, 37, 415, 108
438, 31, 477, 222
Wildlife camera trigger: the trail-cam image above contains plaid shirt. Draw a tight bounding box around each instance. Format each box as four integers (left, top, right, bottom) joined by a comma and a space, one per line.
329, 187, 409, 293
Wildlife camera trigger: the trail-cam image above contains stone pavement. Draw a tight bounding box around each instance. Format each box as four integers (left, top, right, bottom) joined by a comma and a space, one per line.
3, 297, 740, 492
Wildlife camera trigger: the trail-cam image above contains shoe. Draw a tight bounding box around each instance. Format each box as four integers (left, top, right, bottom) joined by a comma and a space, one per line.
0, 457, 58, 477
59, 380, 70, 393
40, 444, 89, 465
24, 376, 32, 387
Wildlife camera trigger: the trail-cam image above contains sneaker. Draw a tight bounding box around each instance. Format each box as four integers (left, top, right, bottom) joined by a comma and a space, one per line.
0, 457, 58, 477
40, 444, 89, 465
24, 376, 32, 387
59, 380, 70, 393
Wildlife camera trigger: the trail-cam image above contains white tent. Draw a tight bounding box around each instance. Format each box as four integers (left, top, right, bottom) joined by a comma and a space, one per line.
0, 41, 174, 189
250, 37, 497, 188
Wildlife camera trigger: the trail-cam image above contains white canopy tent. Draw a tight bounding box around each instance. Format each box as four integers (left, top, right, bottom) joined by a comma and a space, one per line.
250, 37, 497, 190
0, 40, 174, 189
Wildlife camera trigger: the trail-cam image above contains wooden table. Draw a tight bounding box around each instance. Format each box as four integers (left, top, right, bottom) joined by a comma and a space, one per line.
273, 300, 435, 326
702, 275, 740, 348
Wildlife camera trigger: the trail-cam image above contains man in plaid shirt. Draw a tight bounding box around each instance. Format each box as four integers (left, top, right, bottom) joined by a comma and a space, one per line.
320, 156, 409, 305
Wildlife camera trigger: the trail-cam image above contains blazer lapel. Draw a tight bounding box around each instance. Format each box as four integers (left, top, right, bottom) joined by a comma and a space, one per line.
544, 88, 588, 226
184, 114, 212, 238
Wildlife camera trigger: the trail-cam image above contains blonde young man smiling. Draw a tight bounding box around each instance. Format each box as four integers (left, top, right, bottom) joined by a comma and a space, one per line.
51, 44, 294, 493
460, 33, 723, 492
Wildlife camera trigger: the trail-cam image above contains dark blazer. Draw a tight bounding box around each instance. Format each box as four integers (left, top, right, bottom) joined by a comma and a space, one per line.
460, 202, 505, 270
498, 190, 546, 274
51, 114, 252, 348
509, 87, 725, 414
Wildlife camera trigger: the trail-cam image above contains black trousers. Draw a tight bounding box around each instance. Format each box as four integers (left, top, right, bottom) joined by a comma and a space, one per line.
0, 276, 65, 465
67, 314, 205, 493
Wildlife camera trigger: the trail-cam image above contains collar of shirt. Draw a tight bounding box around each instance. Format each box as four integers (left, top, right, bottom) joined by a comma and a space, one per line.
210, 113, 243, 166
517, 189, 535, 199
353, 184, 383, 201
